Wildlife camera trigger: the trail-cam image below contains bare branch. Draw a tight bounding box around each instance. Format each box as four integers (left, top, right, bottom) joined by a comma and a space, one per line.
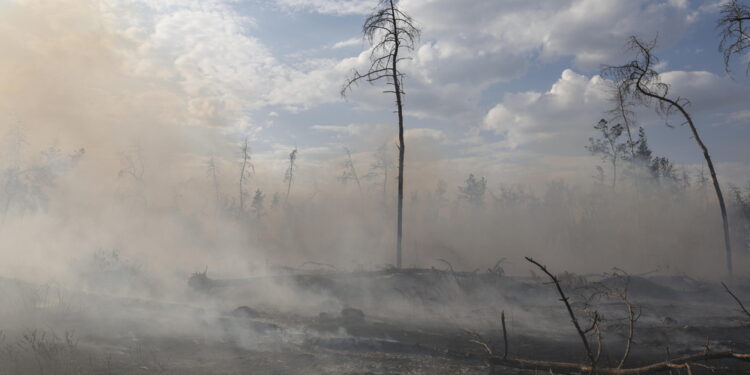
488, 351, 750, 375
722, 281, 750, 320
718, 0, 750, 75
525, 257, 597, 368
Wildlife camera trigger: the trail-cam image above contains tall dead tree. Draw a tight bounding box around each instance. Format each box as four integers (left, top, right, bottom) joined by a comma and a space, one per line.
342, 0, 419, 268
284, 147, 297, 203
603, 36, 733, 276
207, 156, 221, 210
719, 0, 750, 75
238, 137, 254, 214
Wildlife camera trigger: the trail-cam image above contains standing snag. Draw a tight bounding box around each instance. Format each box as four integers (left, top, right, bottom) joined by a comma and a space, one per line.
238, 137, 254, 215
602, 36, 734, 276
284, 147, 298, 203
342, 0, 419, 268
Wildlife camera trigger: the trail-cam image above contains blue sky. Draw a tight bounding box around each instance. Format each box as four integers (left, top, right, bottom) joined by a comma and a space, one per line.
3, 0, 749, 187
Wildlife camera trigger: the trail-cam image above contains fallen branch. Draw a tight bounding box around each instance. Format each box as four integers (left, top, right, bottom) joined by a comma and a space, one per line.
488, 350, 750, 375
525, 257, 597, 367
721, 281, 750, 319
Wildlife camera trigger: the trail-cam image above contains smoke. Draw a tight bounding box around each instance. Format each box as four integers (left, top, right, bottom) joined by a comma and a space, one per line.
0, 3, 748, 361
0, 0, 748, 290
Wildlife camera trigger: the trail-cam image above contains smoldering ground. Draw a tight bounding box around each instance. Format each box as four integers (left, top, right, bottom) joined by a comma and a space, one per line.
1, 0, 750, 374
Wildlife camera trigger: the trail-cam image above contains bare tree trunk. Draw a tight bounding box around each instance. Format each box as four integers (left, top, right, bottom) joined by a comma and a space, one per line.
239, 137, 249, 214
617, 89, 636, 158
390, 0, 405, 269
637, 88, 733, 276
285, 148, 297, 204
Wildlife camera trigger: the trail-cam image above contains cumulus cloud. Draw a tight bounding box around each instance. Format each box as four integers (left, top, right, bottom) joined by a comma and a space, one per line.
270, 0, 696, 121
331, 37, 363, 49
483, 70, 610, 150
97, 0, 360, 129
87, 0, 705, 127
482, 68, 750, 155
273, 0, 376, 15
312, 124, 369, 136
397, 0, 692, 76
659, 71, 750, 113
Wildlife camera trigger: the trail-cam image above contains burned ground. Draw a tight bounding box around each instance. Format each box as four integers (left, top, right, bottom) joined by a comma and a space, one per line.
0, 266, 748, 374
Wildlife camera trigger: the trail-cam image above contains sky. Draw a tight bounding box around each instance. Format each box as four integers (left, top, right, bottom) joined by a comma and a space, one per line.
2, 0, 750, 188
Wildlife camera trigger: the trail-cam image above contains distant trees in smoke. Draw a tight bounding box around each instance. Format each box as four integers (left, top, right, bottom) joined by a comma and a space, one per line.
587, 124, 683, 189
586, 119, 626, 189
0, 127, 84, 222
238, 137, 254, 215
284, 147, 298, 203
458, 174, 487, 206
338, 147, 362, 198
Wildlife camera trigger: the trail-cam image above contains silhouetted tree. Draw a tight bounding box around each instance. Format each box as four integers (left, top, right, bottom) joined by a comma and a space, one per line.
1, 129, 84, 222
631, 127, 652, 167
730, 183, 750, 253
239, 137, 254, 214
649, 156, 676, 183
718, 0, 750, 74
587, 119, 627, 189
603, 36, 734, 276
626, 127, 678, 185
365, 143, 393, 205
342, 0, 420, 268
284, 147, 297, 203
458, 174, 487, 206
338, 147, 362, 197
251, 188, 265, 220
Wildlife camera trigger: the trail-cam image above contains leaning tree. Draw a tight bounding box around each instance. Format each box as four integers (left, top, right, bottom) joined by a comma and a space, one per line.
603, 36, 733, 276
342, 0, 420, 268
718, 0, 750, 75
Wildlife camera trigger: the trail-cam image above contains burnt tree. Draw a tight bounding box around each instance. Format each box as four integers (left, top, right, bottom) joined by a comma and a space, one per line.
719, 0, 750, 75
342, 0, 420, 268
238, 137, 254, 214
284, 147, 297, 203
603, 36, 733, 276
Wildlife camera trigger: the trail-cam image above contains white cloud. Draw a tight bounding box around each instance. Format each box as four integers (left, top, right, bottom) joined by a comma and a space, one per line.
405, 128, 446, 142
274, 0, 697, 121
483, 69, 610, 150
273, 0, 376, 15
331, 37, 362, 49
312, 124, 369, 136
660, 71, 750, 112
98, 0, 355, 129
399, 0, 691, 73
482, 68, 750, 160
